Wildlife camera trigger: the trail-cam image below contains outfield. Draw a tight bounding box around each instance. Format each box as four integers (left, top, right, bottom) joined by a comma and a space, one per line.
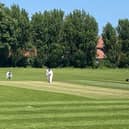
0, 68, 129, 129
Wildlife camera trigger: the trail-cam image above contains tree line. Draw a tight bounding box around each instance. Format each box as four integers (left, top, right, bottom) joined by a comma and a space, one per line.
0, 3, 129, 68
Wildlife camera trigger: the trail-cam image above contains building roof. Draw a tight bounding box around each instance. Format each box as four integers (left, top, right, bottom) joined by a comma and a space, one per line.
96, 37, 105, 59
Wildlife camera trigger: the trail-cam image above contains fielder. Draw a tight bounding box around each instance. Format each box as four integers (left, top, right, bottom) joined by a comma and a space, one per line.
6, 71, 13, 80
46, 68, 53, 84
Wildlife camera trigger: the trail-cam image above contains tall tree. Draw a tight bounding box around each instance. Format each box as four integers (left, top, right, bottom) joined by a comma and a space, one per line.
117, 19, 129, 67
102, 23, 121, 67
31, 9, 64, 67
0, 3, 16, 66
62, 10, 98, 67
9, 4, 30, 66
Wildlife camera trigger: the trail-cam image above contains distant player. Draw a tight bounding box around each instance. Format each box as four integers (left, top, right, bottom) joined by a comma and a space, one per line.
46, 68, 53, 84
126, 78, 129, 82
6, 71, 12, 80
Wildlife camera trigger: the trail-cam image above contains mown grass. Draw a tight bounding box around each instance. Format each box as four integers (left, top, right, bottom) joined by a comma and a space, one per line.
0, 85, 86, 102
1, 67, 129, 81
0, 68, 129, 129
1, 68, 129, 89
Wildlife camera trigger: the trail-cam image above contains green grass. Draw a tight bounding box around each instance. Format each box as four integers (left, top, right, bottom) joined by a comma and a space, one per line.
0, 68, 129, 129
1, 68, 129, 89
0, 85, 86, 102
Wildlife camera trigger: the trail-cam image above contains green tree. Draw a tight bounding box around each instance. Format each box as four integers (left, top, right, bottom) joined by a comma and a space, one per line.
102, 23, 121, 67
0, 3, 16, 66
117, 19, 129, 67
45, 44, 64, 68
62, 10, 98, 67
9, 4, 30, 66
31, 9, 64, 67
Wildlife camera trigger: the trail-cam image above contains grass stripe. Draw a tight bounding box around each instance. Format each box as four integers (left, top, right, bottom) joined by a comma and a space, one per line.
0, 109, 128, 115
0, 109, 128, 116
37, 124, 129, 129
1, 81, 129, 99
1, 119, 129, 129
0, 100, 129, 106
74, 79, 129, 90
0, 115, 129, 124
1, 69, 129, 129
0, 111, 129, 120
0, 104, 129, 111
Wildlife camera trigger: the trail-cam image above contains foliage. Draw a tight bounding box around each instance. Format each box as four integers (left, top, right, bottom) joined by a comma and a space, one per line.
102, 23, 121, 67
0, 43, 10, 66
62, 10, 98, 67
117, 19, 129, 67
31, 9, 64, 67
1, 2, 129, 68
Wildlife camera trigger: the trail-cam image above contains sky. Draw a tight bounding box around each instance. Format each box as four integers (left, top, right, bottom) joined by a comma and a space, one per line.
1, 0, 129, 34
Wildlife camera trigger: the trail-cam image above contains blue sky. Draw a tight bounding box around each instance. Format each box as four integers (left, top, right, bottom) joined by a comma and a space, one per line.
1, 0, 129, 34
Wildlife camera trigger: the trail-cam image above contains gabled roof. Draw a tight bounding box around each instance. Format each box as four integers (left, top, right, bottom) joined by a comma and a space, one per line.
96, 37, 105, 59
96, 36, 104, 49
